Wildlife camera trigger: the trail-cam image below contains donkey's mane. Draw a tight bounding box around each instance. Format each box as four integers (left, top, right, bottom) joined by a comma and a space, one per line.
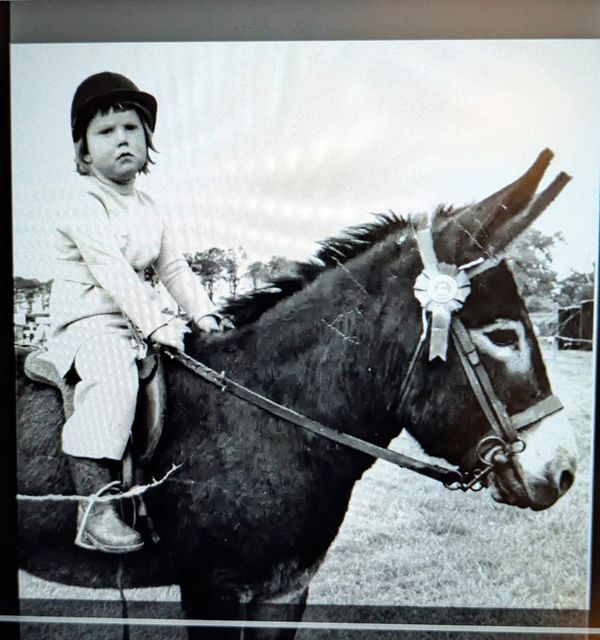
222, 212, 411, 327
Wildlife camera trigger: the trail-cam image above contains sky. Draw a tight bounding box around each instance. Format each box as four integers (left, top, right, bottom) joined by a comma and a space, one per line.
10, 40, 600, 281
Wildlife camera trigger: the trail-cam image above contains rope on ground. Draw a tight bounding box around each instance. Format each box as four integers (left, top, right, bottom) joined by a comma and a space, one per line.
16, 463, 182, 503
556, 336, 593, 344
540, 335, 593, 345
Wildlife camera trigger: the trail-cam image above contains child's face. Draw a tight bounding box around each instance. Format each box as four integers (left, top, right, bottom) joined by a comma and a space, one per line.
83, 107, 148, 184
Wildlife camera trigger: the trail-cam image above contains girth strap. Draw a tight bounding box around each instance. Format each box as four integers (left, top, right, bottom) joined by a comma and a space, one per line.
163, 348, 462, 486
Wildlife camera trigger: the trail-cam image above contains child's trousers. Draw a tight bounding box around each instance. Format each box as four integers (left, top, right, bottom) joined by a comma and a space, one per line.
62, 332, 139, 460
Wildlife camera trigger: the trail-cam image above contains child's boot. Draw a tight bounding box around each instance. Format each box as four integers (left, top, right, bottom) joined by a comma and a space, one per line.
69, 456, 144, 553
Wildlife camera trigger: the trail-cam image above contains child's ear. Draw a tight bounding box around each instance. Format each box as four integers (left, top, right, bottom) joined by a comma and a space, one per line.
82, 154, 91, 163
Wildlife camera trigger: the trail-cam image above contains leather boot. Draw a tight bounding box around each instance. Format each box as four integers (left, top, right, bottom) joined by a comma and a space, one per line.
69, 456, 144, 554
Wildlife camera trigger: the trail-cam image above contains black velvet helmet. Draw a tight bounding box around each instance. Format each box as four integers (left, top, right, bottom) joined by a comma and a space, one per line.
70, 71, 157, 142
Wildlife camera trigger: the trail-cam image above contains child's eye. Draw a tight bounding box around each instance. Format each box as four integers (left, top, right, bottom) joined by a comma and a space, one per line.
125, 124, 139, 131
99, 128, 113, 135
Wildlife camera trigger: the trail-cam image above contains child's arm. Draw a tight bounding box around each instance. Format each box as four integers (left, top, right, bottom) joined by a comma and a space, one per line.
153, 219, 219, 327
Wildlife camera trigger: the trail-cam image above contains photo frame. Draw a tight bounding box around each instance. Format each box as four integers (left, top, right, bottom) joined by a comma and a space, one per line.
4, 2, 600, 639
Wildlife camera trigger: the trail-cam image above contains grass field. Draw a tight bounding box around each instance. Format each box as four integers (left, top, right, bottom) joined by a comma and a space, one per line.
307, 346, 594, 609
20, 347, 595, 612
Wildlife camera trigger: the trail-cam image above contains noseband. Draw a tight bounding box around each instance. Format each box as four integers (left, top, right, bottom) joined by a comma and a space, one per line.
165, 225, 563, 493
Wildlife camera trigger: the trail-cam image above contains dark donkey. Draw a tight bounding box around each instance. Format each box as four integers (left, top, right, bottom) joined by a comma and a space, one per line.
16, 150, 576, 639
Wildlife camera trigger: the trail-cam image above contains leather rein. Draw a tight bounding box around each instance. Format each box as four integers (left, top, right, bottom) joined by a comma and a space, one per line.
164, 226, 563, 492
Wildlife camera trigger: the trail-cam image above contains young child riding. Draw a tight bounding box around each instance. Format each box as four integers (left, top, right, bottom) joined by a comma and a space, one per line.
45, 71, 222, 554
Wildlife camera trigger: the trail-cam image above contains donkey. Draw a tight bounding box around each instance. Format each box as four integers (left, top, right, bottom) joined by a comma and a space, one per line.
16, 149, 577, 639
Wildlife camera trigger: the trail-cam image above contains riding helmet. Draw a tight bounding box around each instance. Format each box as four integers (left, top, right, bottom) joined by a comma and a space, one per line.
70, 71, 158, 142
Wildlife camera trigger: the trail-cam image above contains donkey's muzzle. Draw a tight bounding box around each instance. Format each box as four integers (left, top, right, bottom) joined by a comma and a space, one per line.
490, 411, 577, 510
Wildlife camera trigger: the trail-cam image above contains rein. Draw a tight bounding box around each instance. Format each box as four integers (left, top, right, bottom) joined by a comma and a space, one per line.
163, 224, 563, 493
164, 325, 561, 493
163, 347, 462, 487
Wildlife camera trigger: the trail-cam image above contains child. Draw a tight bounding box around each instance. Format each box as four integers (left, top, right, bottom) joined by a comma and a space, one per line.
45, 71, 222, 553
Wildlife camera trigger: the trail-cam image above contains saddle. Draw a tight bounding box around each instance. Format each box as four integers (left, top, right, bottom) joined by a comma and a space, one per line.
23, 348, 167, 471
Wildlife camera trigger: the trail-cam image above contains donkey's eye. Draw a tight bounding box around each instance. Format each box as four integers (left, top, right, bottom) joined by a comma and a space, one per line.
485, 329, 519, 347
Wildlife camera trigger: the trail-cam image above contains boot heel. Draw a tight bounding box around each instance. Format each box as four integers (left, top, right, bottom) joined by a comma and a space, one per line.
75, 530, 102, 552
76, 529, 144, 554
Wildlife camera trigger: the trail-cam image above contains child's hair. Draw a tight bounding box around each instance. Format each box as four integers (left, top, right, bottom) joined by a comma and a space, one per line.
73, 102, 158, 176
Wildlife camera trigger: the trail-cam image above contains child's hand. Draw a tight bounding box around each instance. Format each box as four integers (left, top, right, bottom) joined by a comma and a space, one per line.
149, 318, 190, 351
196, 314, 224, 333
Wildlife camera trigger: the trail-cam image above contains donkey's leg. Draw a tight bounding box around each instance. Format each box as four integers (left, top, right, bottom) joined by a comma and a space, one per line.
180, 579, 246, 640
242, 587, 309, 640
180, 580, 307, 640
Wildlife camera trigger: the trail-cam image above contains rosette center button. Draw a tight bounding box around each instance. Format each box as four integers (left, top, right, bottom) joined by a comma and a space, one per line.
427, 274, 459, 304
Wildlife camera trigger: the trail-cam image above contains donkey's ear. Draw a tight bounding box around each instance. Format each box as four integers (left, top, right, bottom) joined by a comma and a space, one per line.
448, 149, 571, 257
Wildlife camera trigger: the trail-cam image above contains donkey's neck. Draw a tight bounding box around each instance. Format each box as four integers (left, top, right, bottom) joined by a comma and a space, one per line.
155, 233, 427, 561
191, 236, 423, 465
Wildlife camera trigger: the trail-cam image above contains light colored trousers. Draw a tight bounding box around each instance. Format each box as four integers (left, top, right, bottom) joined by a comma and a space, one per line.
62, 333, 139, 460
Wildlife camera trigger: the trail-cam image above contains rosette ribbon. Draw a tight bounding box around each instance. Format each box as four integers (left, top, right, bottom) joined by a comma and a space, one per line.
413, 227, 471, 361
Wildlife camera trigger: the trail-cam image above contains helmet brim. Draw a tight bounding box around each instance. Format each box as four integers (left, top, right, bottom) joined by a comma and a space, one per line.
71, 89, 157, 142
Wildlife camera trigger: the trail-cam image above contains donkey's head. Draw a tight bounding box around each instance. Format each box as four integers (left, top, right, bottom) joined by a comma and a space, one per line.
394, 149, 576, 510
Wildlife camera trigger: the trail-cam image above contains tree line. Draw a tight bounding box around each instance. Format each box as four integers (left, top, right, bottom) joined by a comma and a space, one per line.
507, 229, 594, 311
183, 231, 594, 310
14, 230, 595, 311
183, 248, 296, 301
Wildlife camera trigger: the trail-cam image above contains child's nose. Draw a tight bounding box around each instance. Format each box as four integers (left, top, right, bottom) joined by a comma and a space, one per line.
117, 127, 129, 144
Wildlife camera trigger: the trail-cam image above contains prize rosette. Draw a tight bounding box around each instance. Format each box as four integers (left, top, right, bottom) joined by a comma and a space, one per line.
413, 264, 471, 361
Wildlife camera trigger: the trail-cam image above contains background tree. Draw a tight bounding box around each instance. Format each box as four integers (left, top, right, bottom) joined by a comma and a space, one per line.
244, 256, 298, 291
266, 255, 297, 280
246, 261, 269, 289
185, 247, 227, 302
556, 270, 595, 307
222, 247, 248, 296
505, 229, 563, 312
184, 249, 300, 298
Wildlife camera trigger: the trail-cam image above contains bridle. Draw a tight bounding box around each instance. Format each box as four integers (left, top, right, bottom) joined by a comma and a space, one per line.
164, 225, 563, 493
402, 223, 563, 491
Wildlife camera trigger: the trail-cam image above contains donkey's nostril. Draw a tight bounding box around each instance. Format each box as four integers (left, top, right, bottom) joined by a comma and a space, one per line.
559, 469, 575, 494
